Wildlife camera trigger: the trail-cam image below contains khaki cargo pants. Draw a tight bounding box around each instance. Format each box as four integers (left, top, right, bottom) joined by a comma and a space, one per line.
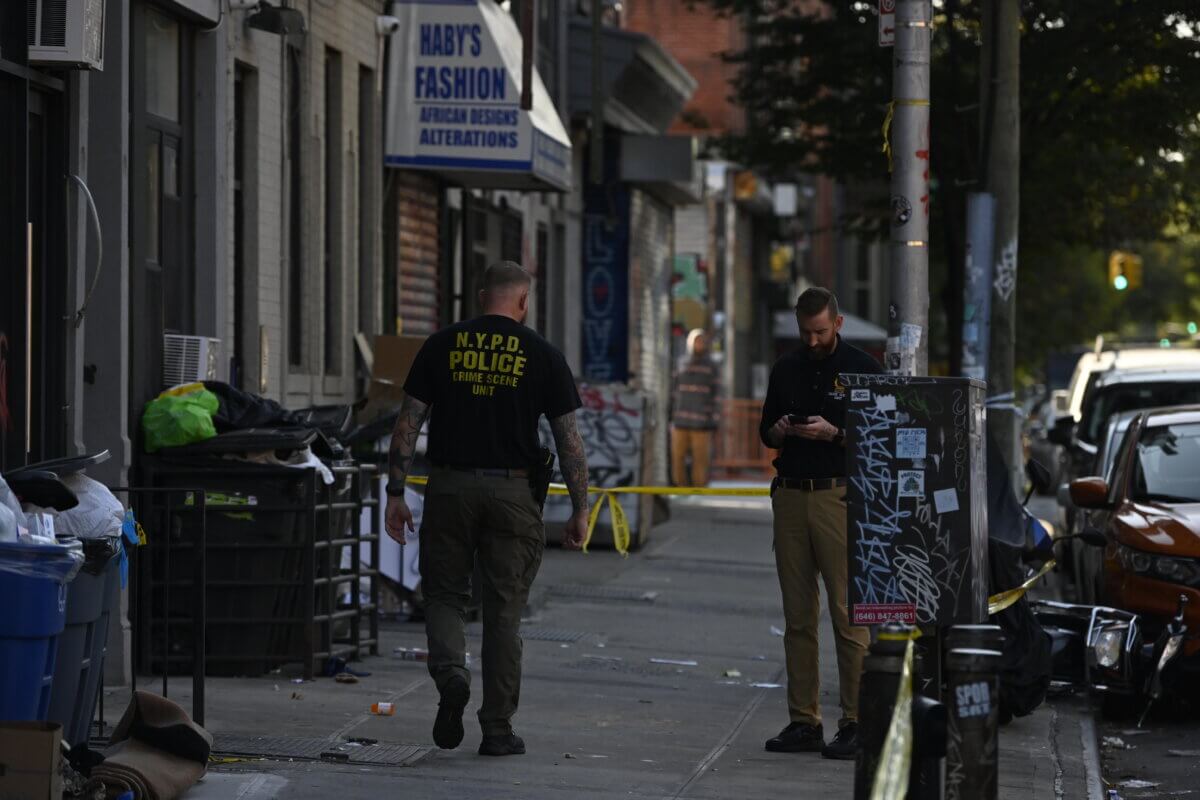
772, 485, 870, 730
418, 467, 545, 736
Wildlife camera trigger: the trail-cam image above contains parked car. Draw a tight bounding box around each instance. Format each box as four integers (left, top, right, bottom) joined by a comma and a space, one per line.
1058, 343, 1200, 427
1068, 409, 1141, 603
1069, 405, 1200, 663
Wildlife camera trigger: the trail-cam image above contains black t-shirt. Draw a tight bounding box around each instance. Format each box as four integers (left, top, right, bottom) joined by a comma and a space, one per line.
403, 315, 581, 469
758, 337, 884, 479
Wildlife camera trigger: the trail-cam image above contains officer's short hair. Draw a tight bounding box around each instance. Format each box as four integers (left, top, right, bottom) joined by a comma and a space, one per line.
795, 287, 839, 320
482, 261, 532, 293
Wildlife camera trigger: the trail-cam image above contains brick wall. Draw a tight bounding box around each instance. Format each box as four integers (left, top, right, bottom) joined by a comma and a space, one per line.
232, 0, 385, 404
623, 0, 745, 135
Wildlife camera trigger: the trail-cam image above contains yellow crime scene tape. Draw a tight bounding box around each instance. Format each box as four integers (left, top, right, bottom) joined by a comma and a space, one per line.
403, 477, 771, 556
987, 558, 1057, 615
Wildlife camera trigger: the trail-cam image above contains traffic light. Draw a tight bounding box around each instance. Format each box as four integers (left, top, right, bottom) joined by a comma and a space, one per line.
1108, 251, 1143, 291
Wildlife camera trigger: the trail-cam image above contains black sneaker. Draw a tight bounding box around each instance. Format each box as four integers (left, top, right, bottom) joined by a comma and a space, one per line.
432, 675, 470, 749
821, 722, 859, 760
478, 733, 526, 756
764, 722, 824, 753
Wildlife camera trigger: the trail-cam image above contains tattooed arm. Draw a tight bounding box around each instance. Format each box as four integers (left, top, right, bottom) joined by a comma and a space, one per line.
384, 394, 430, 544
549, 411, 590, 550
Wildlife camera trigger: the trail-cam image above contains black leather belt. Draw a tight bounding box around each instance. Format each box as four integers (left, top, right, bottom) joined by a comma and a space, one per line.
436, 464, 529, 478
773, 477, 847, 492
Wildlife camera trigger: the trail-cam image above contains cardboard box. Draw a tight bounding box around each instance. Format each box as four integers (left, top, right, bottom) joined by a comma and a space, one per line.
0, 722, 63, 800
358, 334, 427, 425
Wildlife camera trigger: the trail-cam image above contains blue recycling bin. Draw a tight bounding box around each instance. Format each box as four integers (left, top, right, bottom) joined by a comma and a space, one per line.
47, 538, 122, 745
0, 540, 81, 721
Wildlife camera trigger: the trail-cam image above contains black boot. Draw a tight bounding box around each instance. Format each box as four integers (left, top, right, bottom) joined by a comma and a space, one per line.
820, 722, 859, 760
432, 675, 470, 750
478, 733, 526, 756
764, 722, 825, 753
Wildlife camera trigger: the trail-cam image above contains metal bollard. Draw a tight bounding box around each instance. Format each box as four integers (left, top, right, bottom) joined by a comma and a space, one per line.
944, 647, 1002, 800
854, 624, 912, 800
908, 650, 947, 800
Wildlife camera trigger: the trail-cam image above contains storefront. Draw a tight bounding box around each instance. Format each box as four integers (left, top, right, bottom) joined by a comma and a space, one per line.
383, 0, 573, 337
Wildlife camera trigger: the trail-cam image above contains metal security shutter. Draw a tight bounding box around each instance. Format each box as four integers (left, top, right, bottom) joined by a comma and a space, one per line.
628, 189, 673, 486
396, 172, 440, 335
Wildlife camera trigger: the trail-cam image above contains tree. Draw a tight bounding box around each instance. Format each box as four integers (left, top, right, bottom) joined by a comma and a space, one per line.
697, 0, 1200, 376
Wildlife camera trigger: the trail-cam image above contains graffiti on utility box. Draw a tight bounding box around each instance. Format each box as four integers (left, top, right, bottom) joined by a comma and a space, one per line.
843, 374, 988, 626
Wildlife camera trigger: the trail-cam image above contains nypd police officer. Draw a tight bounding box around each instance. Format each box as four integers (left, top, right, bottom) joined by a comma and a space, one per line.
385, 262, 590, 757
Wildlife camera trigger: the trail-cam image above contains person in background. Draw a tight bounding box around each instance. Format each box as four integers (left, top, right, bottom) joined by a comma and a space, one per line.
670, 329, 720, 487
758, 287, 882, 760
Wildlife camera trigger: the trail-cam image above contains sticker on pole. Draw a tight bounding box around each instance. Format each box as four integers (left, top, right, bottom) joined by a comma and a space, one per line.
879, 0, 896, 47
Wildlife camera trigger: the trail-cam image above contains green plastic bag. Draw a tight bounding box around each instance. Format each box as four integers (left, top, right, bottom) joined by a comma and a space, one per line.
142, 388, 220, 453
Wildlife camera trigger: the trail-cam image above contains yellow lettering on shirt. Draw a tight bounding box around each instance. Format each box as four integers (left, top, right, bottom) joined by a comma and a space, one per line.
447, 332, 529, 394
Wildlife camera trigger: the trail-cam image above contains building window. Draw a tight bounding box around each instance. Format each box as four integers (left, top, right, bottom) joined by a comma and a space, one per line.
234, 63, 258, 391
145, 10, 180, 122
324, 47, 343, 375
358, 66, 376, 339
287, 43, 304, 368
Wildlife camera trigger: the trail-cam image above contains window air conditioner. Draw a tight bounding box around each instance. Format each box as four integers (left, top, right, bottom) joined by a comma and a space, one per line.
163, 335, 222, 388
27, 0, 106, 70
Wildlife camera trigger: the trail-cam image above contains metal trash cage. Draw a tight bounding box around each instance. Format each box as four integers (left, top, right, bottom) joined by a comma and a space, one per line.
132, 459, 380, 681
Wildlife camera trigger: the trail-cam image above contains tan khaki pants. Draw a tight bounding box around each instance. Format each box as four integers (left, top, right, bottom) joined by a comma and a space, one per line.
670, 427, 713, 487
772, 486, 869, 729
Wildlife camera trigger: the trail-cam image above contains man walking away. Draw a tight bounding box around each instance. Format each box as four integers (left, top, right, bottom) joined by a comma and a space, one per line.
758, 288, 882, 760
670, 329, 719, 487
384, 262, 590, 757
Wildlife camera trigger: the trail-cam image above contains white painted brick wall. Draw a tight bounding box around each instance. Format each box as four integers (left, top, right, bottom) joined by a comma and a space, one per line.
229, 1, 385, 405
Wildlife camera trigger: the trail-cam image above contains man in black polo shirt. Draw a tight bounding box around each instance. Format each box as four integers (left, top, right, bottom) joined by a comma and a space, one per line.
758, 287, 882, 760
384, 262, 590, 757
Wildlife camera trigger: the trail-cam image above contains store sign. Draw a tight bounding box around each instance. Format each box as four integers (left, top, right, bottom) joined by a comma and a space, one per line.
384, 0, 571, 191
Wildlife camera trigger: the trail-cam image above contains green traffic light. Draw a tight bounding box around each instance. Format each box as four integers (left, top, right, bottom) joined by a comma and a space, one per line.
1189, 322, 1198, 335
1161, 338, 1172, 348
1114, 275, 1129, 291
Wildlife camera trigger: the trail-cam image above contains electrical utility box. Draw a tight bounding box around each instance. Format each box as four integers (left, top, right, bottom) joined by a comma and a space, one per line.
842, 375, 988, 626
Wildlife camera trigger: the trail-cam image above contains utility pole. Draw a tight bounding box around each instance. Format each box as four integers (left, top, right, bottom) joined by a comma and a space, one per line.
981, 0, 1022, 482
886, 0, 932, 376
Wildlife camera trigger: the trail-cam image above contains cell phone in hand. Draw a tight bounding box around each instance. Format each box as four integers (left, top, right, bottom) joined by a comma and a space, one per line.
787, 414, 815, 424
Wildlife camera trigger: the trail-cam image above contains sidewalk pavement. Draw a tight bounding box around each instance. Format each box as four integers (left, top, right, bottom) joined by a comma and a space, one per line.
100, 494, 1103, 799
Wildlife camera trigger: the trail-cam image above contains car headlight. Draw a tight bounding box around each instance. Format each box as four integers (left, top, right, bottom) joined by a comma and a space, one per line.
1117, 544, 1200, 587
1094, 629, 1124, 668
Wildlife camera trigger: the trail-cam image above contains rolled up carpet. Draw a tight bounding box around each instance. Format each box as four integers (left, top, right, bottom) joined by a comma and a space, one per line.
92, 691, 213, 800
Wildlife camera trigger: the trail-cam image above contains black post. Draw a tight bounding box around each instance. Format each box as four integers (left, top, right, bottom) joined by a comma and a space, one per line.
944, 647, 1001, 800
854, 623, 913, 799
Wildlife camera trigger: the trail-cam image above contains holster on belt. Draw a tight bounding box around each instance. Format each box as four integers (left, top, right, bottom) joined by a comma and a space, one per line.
529, 448, 556, 512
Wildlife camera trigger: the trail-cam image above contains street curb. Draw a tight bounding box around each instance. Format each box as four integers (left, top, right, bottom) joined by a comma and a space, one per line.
1079, 712, 1105, 800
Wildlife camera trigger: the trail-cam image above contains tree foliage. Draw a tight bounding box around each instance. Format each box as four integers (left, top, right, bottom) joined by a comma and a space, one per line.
696, 0, 1200, 376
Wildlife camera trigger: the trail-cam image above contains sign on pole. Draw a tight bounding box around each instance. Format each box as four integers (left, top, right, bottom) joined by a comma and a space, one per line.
879, 0, 895, 47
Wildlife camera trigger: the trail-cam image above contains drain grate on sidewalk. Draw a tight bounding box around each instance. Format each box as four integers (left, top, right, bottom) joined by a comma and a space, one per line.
546, 585, 659, 603
211, 734, 431, 767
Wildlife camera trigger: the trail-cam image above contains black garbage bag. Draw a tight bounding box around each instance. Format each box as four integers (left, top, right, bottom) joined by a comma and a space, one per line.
203, 381, 303, 432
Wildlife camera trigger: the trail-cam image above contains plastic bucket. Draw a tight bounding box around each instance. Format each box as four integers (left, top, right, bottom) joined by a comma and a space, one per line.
0, 541, 81, 721
47, 538, 122, 745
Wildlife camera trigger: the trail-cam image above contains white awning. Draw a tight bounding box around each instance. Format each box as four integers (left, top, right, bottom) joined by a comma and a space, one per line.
773, 310, 889, 342
384, 0, 572, 192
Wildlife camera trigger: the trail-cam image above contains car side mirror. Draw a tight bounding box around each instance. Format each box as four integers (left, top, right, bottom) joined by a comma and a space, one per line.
1047, 416, 1075, 447
1069, 477, 1111, 510
1026, 460, 1053, 495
